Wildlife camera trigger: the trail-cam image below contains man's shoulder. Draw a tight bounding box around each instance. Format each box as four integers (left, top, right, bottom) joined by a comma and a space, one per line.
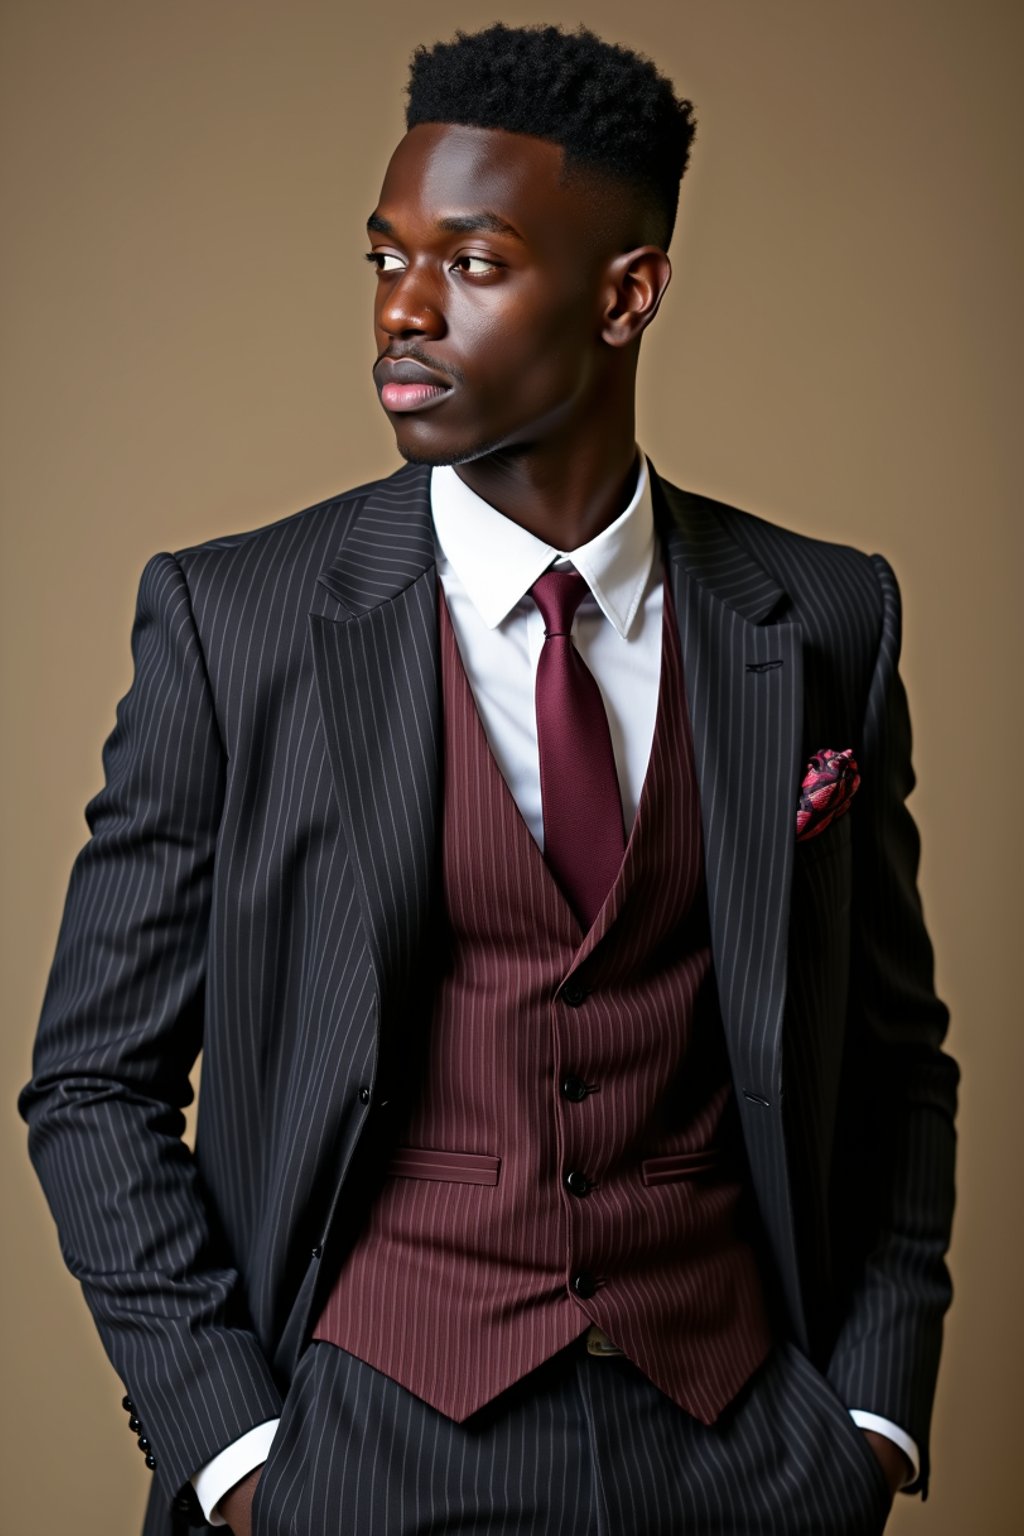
167, 461, 419, 584
658, 475, 887, 623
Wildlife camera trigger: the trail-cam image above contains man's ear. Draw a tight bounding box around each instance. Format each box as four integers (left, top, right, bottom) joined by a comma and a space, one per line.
600, 247, 672, 347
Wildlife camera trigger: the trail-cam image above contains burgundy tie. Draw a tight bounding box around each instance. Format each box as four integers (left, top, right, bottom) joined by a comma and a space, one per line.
530, 568, 626, 928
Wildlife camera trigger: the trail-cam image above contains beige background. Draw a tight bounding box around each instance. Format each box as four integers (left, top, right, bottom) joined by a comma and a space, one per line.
2, 1, 1020, 1530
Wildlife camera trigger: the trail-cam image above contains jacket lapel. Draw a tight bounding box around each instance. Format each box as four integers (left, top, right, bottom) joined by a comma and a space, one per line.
309, 461, 441, 1025
653, 467, 808, 1343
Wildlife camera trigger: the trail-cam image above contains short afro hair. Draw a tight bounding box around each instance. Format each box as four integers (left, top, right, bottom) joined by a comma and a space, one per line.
405, 23, 696, 249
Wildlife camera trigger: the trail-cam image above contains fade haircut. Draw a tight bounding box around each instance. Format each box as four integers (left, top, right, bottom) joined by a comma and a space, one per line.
405, 22, 696, 249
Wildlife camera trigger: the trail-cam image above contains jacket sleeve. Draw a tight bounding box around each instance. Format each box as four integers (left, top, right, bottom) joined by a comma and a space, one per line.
19, 551, 283, 1510
826, 551, 959, 1500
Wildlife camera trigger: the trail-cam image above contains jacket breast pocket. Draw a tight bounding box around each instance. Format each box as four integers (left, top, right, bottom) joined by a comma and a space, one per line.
792, 811, 853, 932
386, 1146, 502, 1185
794, 808, 853, 867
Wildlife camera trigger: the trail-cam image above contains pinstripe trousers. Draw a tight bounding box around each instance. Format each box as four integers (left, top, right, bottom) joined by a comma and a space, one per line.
249, 1332, 893, 1536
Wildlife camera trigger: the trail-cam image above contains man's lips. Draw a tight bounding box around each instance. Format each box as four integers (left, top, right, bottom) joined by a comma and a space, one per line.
374, 357, 454, 414
381, 381, 451, 412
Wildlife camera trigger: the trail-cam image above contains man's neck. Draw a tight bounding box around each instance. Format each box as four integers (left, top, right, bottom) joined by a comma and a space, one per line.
450, 431, 641, 552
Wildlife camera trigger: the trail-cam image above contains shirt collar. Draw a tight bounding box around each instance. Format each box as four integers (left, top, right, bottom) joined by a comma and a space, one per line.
430, 451, 655, 636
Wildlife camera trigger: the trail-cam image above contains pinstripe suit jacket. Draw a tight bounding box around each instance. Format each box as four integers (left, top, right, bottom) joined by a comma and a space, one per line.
21, 460, 958, 1529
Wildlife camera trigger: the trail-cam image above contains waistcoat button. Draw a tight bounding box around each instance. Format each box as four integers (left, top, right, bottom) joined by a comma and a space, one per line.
565, 1169, 590, 1196
561, 980, 587, 1007
358, 1085, 371, 1104
571, 1270, 597, 1298
561, 1074, 588, 1101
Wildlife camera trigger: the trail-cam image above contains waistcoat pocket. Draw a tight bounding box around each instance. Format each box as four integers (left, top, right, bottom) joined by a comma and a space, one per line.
386, 1146, 502, 1185
641, 1147, 723, 1185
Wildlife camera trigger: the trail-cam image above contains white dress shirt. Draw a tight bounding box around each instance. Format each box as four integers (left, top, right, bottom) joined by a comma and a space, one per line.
431, 452, 663, 845
193, 450, 917, 1519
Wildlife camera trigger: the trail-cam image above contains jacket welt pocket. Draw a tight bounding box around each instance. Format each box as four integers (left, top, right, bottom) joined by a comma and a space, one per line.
795, 810, 852, 866
641, 1148, 722, 1186
386, 1146, 502, 1185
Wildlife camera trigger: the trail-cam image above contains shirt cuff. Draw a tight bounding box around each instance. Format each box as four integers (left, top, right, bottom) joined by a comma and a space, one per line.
191, 1419, 280, 1525
848, 1410, 920, 1488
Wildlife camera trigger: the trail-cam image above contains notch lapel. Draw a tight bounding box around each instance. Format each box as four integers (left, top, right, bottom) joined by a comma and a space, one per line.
654, 469, 808, 1343
309, 462, 441, 1026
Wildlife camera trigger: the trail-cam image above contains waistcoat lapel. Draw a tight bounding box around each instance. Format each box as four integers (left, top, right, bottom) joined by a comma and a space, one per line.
309, 462, 441, 1026
653, 466, 808, 1343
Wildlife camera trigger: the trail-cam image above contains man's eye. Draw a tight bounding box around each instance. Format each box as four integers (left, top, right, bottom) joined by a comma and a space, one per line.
454, 255, 499, 275
365, 252, 405, 273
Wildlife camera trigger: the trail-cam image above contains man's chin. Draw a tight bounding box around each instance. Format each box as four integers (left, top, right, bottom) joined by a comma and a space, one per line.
394, 436, 518, 469
394, 442, 462, 467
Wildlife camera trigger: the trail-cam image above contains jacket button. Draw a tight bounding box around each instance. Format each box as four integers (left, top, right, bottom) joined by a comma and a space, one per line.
565, 1169, 590, 1196
561, 1074, 588, 1101
571, 1270, 597, 1298
359, 1085, 371, 1104
561, 980, 587, 1007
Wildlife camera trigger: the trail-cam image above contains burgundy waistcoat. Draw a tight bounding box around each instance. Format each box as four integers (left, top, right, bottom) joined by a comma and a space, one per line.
313, 574, 773, 1423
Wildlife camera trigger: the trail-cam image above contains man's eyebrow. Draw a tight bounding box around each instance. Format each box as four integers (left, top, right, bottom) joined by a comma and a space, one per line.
366, 210, 523, 240
436, 212, 523, 240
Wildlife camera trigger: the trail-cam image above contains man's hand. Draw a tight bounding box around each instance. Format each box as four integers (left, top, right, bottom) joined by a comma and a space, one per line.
218, 1464, 264, 1536
861, 1429, 912, 1501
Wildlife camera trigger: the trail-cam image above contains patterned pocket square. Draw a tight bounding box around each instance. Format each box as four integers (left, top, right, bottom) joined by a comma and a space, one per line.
796, 748, 860, 841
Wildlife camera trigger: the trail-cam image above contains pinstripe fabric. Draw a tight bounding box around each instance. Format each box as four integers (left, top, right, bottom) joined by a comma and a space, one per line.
247, 1336, 893, 1536
20, 459, 956, 1532
654, 474, 957, 1495
313, 574, 771, 1423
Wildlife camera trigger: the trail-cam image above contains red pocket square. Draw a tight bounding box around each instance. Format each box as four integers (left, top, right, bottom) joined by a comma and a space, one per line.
796, 748, 860, 841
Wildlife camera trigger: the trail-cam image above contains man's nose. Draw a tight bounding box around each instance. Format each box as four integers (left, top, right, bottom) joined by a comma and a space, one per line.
377, 264, 446, 339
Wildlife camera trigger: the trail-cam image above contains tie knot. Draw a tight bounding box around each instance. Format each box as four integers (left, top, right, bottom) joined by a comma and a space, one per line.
530, 568, 589, 636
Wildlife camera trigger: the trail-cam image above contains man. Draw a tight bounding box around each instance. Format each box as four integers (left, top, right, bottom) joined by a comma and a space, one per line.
21, 22, 957, 1536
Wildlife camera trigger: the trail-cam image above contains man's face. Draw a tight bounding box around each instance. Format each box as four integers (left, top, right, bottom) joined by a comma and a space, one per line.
367, 123, 616, 466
